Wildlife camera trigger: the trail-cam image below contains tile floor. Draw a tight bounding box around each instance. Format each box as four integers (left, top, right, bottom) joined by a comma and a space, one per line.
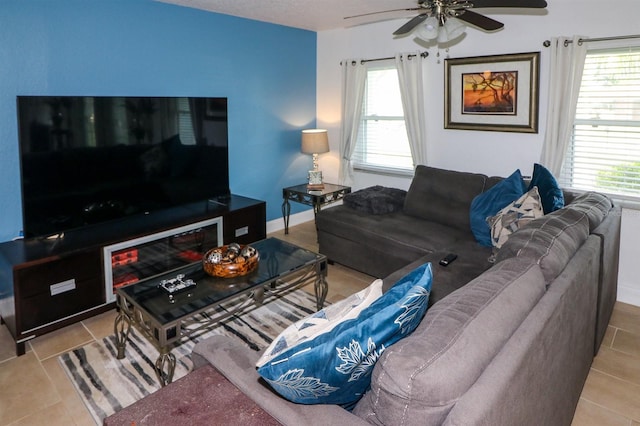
0, 221, 639, 425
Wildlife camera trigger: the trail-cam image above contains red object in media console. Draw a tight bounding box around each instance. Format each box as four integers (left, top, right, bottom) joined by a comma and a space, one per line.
178, 250, 204, 263
113, 273, 139, 290
112, 249, 139, 267
112, 254, 138, 267
112, 248, 138, 261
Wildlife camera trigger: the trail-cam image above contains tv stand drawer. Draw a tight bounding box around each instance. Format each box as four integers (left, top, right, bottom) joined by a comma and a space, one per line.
16, 251, 101, 298
19, 277, 103, 332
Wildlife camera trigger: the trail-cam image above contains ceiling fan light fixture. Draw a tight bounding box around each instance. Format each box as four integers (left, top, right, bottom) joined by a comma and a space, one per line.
416, 15, 439, 40
415, 14, 466, 43
438, 17, 466, 42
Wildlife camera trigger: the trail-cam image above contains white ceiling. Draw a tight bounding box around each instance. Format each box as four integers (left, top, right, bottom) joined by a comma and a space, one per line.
156, 0, 420, 32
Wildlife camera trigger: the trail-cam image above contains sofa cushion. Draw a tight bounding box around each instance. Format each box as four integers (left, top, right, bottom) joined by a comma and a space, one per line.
567, 191, 613, 231
528, 163, 564, 214
343, 186, 407, 215
403, 165, 487, 232
470, 169, 526, 247
495, 208, 590, 284
381, 244, 494, 306
484, 175, 504, 191
353, 258, 546, 425
256, 263, 432, 408
316, 206, 475, 270
488, 186, 544, 249
257, 279, 384, 367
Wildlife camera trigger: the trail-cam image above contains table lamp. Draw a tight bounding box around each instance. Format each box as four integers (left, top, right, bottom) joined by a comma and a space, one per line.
301, 129, 330, 189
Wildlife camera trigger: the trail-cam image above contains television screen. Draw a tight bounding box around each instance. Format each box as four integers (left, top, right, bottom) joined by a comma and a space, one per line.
17, 96, 230, 238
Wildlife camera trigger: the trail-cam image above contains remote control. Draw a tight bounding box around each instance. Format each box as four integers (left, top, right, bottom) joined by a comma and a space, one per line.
439, 253, 458, 266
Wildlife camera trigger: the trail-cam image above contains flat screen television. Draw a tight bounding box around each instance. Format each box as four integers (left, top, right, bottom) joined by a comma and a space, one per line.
17, 96, 230, 238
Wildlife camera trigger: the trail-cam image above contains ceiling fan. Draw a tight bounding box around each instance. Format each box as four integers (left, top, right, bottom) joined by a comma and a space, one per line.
346, 0, 547, 42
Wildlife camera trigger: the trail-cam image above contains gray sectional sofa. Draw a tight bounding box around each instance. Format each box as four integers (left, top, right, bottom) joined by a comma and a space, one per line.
191, 165, 621, 425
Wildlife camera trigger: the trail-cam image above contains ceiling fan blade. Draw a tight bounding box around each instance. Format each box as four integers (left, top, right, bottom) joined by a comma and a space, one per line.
471, 0, 547, 8
344, 7, 423, 20
457, 10, 504, 31
393, 14, 429, 36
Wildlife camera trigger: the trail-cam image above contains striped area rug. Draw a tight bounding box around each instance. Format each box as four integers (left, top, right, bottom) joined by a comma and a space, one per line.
59, 289, 321, 424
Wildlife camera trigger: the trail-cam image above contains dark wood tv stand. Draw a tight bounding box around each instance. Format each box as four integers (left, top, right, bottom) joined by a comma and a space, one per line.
0, 194, 266, 356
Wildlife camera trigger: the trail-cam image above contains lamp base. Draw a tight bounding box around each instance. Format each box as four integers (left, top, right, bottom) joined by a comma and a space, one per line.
307, 170, 324, 190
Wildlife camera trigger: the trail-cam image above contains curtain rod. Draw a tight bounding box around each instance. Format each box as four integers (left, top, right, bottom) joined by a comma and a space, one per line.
340, 51, 428, 66
543, 34, 640, 47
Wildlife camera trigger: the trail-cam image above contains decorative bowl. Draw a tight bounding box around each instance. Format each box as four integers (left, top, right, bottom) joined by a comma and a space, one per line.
203, 243, 259, 278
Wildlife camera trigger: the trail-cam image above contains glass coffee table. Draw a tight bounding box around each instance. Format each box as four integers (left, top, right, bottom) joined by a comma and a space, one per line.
113, 237, 328, 386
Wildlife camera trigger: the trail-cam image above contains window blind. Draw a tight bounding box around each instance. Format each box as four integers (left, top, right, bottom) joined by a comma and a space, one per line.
560, 47, 640, 197
352, 67, 413, 173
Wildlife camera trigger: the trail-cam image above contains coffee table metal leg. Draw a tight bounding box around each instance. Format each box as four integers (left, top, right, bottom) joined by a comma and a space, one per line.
315, 274, 328, 310
114, 298, 132, 359
155, 351, 176, 387
282, 198, 291, 235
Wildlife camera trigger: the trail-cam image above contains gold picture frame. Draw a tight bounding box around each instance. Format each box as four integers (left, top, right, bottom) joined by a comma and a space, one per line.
445, 52, 540, 133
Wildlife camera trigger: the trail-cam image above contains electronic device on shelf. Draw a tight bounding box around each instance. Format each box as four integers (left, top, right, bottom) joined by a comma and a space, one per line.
158, 273, 196, 295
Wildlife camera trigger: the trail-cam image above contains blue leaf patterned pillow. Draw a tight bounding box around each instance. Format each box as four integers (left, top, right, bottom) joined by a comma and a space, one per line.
257, 279, 384, 367
256, 263, 433, 408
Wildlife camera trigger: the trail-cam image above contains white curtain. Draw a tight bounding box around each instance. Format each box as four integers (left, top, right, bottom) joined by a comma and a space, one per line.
395, 52, 427, 167
540, 35, 587, 175
339, 59, 367, 184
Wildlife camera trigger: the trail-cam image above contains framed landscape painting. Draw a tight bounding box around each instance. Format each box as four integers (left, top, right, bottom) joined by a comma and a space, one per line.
445, 52, 540, 133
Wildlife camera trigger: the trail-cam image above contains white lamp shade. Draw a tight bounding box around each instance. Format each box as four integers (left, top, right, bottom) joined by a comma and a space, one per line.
415, 16, 466, 43
437, 18, 466, 43
301, 129, 329, 154
416, 16, 439, 40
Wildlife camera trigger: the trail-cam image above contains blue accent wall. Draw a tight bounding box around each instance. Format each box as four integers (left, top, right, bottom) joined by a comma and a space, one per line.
0, 0, 317, 242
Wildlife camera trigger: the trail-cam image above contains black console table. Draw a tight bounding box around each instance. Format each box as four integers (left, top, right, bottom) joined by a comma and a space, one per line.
281, 183, 351, 234
0, 195, 266, 356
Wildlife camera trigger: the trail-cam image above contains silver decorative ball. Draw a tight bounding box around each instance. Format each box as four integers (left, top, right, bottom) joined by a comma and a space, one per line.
241, 246, 256, 258
208, 251, 223, 264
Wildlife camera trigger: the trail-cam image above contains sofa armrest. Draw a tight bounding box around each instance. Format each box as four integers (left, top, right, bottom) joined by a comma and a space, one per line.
591, 204, 622, 354
192, 335, 370, 426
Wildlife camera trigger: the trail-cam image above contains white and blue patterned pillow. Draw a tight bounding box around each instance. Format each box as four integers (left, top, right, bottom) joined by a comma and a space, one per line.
256, 263, 433, 408
257, 279, 384, 367
488, 186, 544, 249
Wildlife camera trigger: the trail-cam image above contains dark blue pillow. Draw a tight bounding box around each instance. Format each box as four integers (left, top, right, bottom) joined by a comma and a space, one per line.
470, 169, 525, 247
528, 163, 564, 214
256, 263, 433, 408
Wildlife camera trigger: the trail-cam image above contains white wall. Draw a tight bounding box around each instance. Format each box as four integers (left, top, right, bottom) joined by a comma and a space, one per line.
316, 0, 640, 306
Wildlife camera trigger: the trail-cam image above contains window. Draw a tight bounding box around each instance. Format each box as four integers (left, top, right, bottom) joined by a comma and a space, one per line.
352, 65, 413, 174
560, 45, 640, 198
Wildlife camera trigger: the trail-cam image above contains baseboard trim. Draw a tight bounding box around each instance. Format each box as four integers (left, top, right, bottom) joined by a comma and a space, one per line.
266, 210, 315, 234
618, 284, 640, 307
